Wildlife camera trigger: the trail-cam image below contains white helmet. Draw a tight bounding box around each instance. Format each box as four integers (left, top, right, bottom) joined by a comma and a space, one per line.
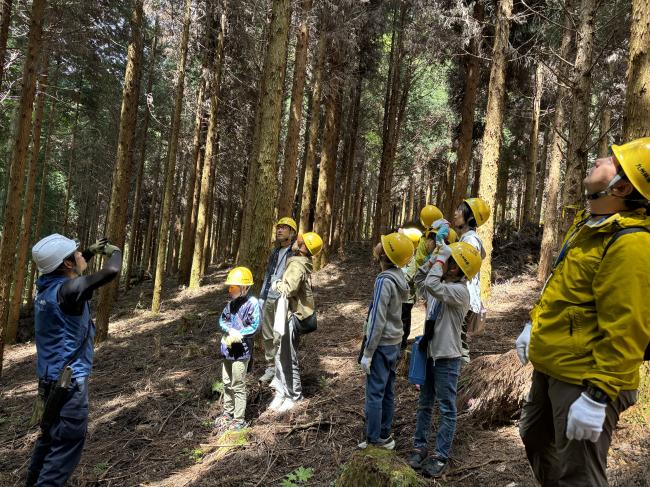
32, 234, 79, 274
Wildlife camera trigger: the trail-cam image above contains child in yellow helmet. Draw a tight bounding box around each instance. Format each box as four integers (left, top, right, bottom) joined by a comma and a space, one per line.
452, 197, 489, 362
215, 267, 261, 431
266, 232, 322, 414
409, 242, 481, 477
358, 233, 411, 451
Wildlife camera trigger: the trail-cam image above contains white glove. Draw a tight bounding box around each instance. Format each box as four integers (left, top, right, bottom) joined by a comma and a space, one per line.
271, 280, 280, 292
360, 355, 372, 375
228, 329, 243, 343
566, 393, 607, 442
436, 244, 452, 264
515, 322, 532, 365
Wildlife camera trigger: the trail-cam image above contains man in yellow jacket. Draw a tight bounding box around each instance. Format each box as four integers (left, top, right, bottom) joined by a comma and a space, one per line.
516, 138, 650, 487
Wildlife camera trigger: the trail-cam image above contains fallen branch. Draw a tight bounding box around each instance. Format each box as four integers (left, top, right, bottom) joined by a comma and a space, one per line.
449, 458, 507, 477
157, 399, 188, 435
279, 414, 335, 437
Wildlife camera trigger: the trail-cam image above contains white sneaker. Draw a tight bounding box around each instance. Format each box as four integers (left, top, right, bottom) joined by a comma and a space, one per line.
268, 392, 285, 411
276, 397, 300, 413
259, 367, 275, 384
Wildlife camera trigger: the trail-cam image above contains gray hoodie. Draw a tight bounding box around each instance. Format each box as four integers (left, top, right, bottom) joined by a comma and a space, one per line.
363, 267, 409, 359
414, 262, 470, 361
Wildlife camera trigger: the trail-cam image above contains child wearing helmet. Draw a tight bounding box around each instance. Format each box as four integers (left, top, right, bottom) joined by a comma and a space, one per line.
410, 242, 482, 478
358, 233, 412, 450
415, 205, 451, 267
215, 267, 261, 431
453, 197, 489, 363
266, 232, 322, 414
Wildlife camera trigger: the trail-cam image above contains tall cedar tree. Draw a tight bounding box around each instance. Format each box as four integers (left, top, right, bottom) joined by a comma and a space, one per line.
125, 18, 159, 291
537, 0, 575, 281
476, 0, 513, 300
237, 0, 291, 286
151, 0, 192, 312
178, 42, 209, 285
278, 0, 312, 218
190, 4, 226, 288
95, 0, 144, 341
559, 0, 596, 236
0, 0, 46, 376
623, 0, 650, 423
6, 61, 49, 343
373, 2, 407, 241
298, 23, 326, 232
522, 63, 544, 224
312, 36, 344, 269
451, 0, 484, 212
0, 0, 12, 86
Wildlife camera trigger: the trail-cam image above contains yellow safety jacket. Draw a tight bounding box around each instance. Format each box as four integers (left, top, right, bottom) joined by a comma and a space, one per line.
529, 209, 650, 400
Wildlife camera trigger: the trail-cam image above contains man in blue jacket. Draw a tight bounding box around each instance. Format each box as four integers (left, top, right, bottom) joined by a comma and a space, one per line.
26, 234, 121, 486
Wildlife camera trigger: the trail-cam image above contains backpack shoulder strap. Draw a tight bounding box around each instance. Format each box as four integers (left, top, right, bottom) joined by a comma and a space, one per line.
602, 227, 650, 259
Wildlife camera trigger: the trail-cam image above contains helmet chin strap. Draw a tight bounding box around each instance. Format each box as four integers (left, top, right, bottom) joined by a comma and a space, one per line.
586, 173, 623, 200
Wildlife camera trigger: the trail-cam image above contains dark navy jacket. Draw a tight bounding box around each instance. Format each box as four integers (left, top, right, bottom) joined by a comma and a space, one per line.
34, 274, 95, 381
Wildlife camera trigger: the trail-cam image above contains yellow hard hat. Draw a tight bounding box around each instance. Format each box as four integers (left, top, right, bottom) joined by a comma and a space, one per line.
225, 266, 254, 286
380, 232, 414, 267
447, 228, 458, 243
276, 217, 297, 232
448, 242, 482, 279
401, 227, 422, 247
302, 232, 323, 256
464, 197, 490, 227
420, 205, 443, 228
612, 137, 650, 200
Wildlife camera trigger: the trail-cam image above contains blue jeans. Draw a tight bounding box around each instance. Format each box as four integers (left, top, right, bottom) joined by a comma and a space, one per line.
365, 344, 401, 443
27, 377, 89, 486
413, 357, 461, 460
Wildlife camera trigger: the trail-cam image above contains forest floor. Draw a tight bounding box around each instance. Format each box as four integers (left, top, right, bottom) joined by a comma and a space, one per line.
1, 241, 649, 486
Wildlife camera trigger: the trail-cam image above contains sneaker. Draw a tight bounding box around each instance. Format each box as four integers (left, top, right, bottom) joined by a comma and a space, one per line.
268, 392, 285, 411
229, 419, 249, 431
408, 448, 427, 469
276, 397, 302, 414
259, 367, 275, 384
214, 412, 233, 429
422, 457, 448, 478
357, 435, 396, 450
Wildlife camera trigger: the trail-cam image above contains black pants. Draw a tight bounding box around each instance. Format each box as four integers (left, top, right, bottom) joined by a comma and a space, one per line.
27, 377, 89, 487
400, 302, 414, 350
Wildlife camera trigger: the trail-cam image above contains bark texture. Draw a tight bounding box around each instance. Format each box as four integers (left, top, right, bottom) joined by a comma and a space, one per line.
476, 0, 513, 301
537, 0, 575, 282
237, 0, 291, 287
151, 0, 192, 313
277, 0, 312, 218
0, 0, 46, 375
95, 0, 144, 341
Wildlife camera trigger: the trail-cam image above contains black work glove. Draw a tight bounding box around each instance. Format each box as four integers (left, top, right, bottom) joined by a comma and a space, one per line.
86, 237, 108, 255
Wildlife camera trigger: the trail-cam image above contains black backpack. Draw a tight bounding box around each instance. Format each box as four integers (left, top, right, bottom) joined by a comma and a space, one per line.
602, 227, 650, 360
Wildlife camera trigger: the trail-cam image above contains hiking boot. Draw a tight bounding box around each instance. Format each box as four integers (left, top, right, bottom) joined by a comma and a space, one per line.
421, 457, 448, 478
229, 419, 249, 431
268, 392, 285, 411
276, 397, 302, 414
408, 448, 428, 469
259, 367, 275, 384
357, 435, 396, 450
